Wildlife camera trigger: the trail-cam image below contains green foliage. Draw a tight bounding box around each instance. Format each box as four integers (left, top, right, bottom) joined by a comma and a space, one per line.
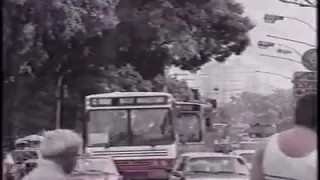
113, 0, 255, 78
3, 0, 255, 138
8, 64, 194, 135
224, 90, 294, 125
151, 75, 194, 101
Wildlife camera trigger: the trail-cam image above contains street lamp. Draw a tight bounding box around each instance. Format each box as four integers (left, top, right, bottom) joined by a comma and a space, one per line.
278, 0, 316, 8
257, 41, 302, 56
264, 14, 316, 32
255, 70, 292, 80
266, 35, 316, 47
259, 54, 302, 65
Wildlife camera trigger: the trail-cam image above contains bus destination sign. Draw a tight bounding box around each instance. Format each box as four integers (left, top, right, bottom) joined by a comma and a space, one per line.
176, 104, 201, 112
89, 96, 168, 107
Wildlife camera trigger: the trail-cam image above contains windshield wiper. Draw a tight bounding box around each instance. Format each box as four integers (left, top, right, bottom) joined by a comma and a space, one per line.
189, 170, 213, 174
85, 169, 117, 175
212, 171, 236, 174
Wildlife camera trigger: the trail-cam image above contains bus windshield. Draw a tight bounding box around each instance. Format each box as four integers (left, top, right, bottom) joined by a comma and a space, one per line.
176, 113, 202, 142
88, 109, 175, 147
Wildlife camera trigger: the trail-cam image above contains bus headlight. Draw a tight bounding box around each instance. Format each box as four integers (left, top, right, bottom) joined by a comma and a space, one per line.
151, 161, 159, 166
159, 160, 168, 167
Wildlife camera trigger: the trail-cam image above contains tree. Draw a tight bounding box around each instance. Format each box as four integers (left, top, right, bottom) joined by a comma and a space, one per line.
151, 76, 194, 101
11, 64, 194, 135
224, 90, 294, 125
3, 0, 255, 141
3, 0, 119, 140
110, 0, 255, 78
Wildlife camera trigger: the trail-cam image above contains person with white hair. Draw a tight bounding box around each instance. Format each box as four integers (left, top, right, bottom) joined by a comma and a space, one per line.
22, 129, 83, 180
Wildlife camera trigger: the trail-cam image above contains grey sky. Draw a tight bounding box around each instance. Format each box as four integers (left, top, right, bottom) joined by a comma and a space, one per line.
169, 0, 316, 91
235, 0, 316, 88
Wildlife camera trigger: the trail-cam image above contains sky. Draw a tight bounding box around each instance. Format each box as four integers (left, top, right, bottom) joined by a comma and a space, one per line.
169, 0, 317, 92
232, 0, 317, 88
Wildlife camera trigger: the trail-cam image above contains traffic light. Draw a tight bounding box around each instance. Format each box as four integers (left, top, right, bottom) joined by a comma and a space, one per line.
191, 88, 200, 100
209, 99, 217, 108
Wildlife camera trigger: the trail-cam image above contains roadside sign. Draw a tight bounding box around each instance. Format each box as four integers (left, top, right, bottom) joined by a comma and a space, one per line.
301, 48, 317, 71
293, 81, 317, 89
293, 88, 317, 97
293, 71, 317, 81
277, 49, 292, 54
292, 71, 317, 97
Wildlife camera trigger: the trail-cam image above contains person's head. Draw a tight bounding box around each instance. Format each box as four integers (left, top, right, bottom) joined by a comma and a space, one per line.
40, 129, 83, 174
295, 93, 317, 131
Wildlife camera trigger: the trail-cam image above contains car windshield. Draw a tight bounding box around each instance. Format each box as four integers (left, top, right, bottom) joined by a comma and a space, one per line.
239, 153, 253, 163
185, 156, 246, 175
240, 142, 261, 150
88, 109, 174, 146
176, 113, 202, 142
11, 151, 39, 163
74, 158, 118, 174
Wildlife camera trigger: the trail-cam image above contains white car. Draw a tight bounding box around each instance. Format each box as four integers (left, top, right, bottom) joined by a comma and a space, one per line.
168, 152, 249, 180
6, 149, 42, 180
239, 141, 262, 150
231, 150, 255, 169
69, 155, 123, 180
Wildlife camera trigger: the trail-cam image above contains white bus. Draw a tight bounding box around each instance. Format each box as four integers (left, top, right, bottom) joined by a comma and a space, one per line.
84, 92, 178, 180
175, 102, 213, 154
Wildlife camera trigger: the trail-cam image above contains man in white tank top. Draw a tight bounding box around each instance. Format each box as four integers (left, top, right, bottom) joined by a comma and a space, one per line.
250, 94, 317, 180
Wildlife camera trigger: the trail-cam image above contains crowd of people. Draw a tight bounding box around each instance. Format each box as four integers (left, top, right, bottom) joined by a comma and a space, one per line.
2, 94, 317, 180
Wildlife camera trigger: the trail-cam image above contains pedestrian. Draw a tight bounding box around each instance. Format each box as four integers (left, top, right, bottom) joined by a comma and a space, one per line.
250, 93, 317, 180
22, 129, 83, 180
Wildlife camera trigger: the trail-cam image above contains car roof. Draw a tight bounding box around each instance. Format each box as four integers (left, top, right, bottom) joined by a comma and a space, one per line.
181, 152, 242, 159
24, 159, 39, 163
240, 141, 261, 144
175, 102, 202, 106
12, 149, 39, 153
232, 150, 256, 154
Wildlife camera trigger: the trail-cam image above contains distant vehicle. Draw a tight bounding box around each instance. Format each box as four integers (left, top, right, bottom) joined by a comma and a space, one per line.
22, 135, 43, 149
69, 156, 122, 180
239, 141, 262, 151
231, 150, 255, 169
14, 139, 29, 150
231, 141, 240, 150
248, 123, 277, 137
84, 92, 177, 180
230, 123, 249, 135
168, 152, 249, 180
20, 159, 40, 178
14, 135, 43, 150
174, 102, 214, 154
211, 123, 232, 153
9, 149, 42, 179
11, 149, 42, 165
